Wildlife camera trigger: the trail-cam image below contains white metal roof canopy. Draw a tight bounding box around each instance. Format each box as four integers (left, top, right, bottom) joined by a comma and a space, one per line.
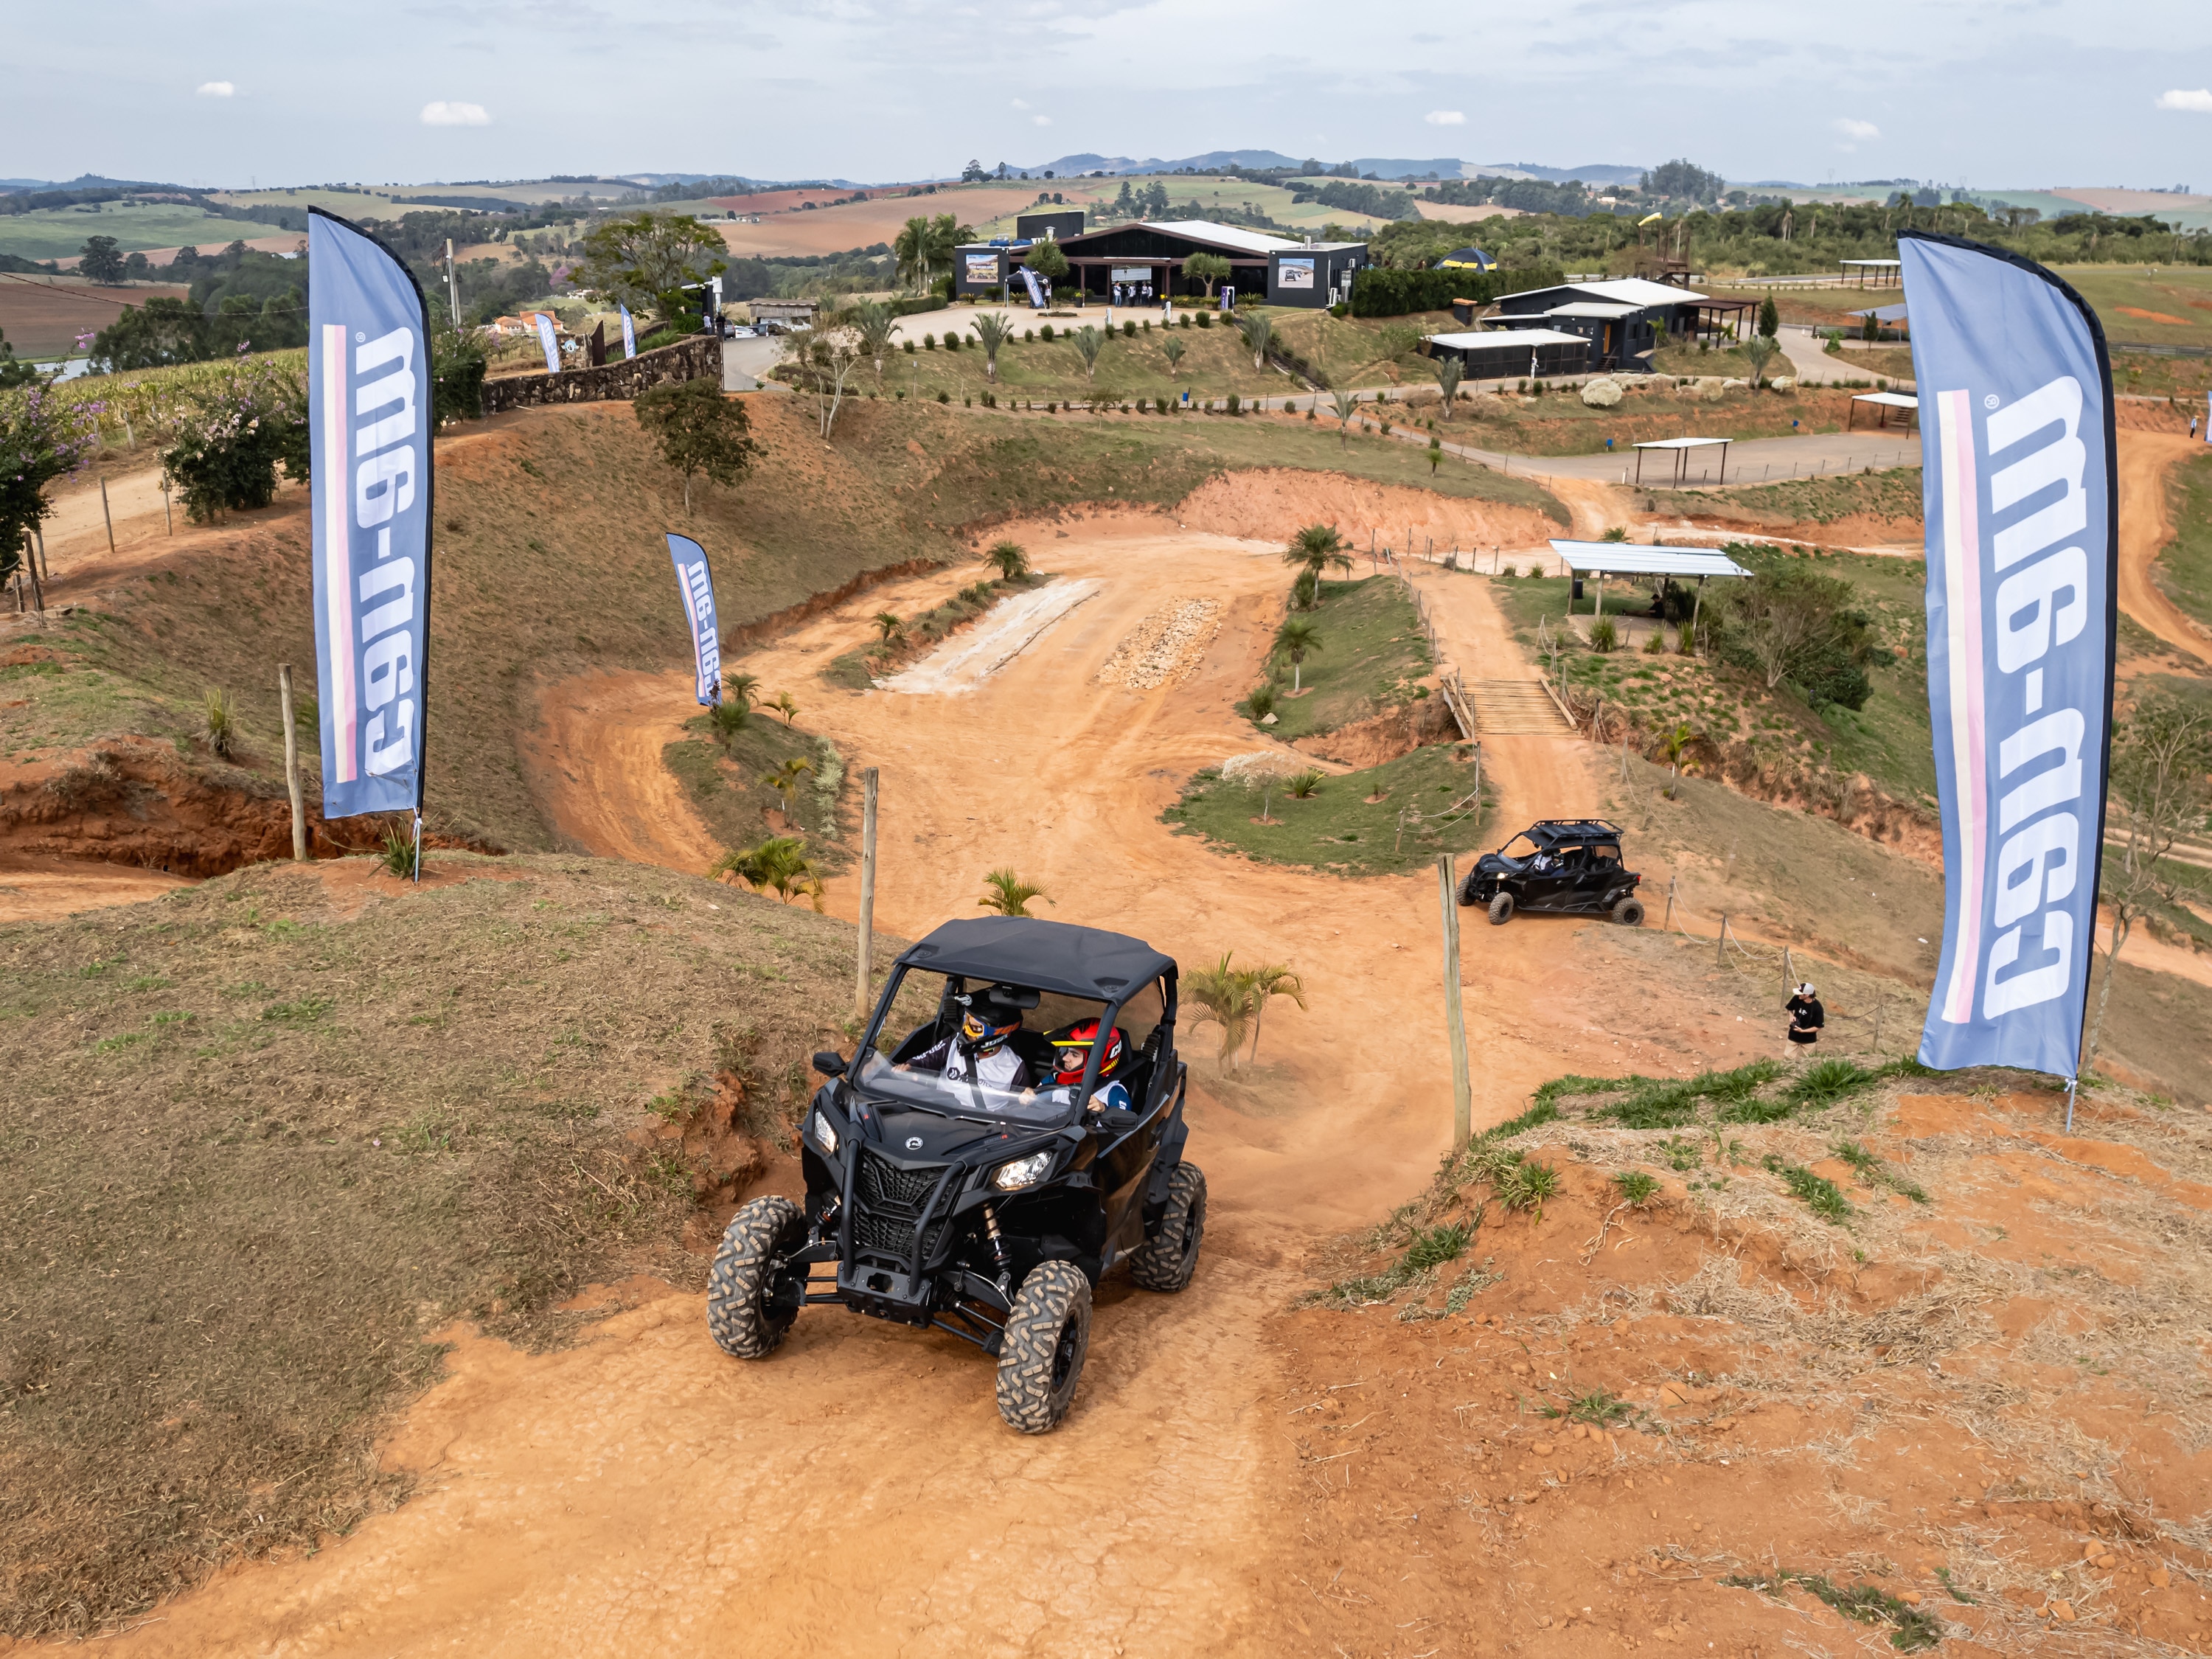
1548, 541, 1753, 579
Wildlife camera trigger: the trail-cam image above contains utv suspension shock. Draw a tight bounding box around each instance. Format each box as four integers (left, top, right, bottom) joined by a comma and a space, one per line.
982, 1203, 1013, 1294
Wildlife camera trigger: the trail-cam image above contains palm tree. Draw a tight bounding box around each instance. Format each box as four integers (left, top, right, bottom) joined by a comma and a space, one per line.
1281, 524, 1352, 580
1182, 952, 1254, 1069
1071, 324, 1105, 383
1273, 615, 1323, 693
1329, 386, 1359, 449
712, 835, 818, 904
723, 669, 761, 710
986, 540, 1029, 580
761, 757, 813, 810
1660, 723, 1703, 799
978, 868, 1051, 917
1236, 309, 1273, 371
1241, 962, 1306, 1065
1742, 335, 1778, 391
894, 217, 933, 291
852, 299, 896, 381
771, 691, 800, 726
970, 311, 1012, 381
1433, 353, 1464, 418
873, 611, 905, 644
1161, 335, 1185, 378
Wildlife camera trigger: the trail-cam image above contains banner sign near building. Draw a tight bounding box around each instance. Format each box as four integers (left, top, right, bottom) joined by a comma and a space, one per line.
667, 533, 722, 706
1901, 231, 2118, 1082
532, 312, 560, 374
619, 303, 636, 360
964, 254, 1001, 285
1277, 257, 1316, 291
308, 209, 434, 821
1110, 265, 1152, 285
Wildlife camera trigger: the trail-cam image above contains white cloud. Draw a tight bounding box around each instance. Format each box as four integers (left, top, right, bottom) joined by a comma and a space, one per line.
196, 80, 234, 97
420, 100, 491, 126
1011, 97, 1029, 110
1425, 109, 1465, 126
1032, 114, 1051, 126
1834, 116, 1880, 141
2155, 88, 2212, 113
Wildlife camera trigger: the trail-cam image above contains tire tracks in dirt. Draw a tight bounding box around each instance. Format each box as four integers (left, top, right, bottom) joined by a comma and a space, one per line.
100, 517, 1671, 1658
2116, 428, 2212, 666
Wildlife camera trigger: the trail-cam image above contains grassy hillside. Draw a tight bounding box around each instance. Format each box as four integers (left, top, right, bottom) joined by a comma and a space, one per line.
2156, 450, 2212, 636
1489, 545, 1939, 810
1251, 577, 1432, 741
5, 393, 1563, 862
0, 855, 858, 1638
1678, 467, 1924, 529
0, 204, 253, 262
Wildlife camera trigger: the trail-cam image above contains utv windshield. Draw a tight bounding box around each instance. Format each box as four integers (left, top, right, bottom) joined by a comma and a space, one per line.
852, 967, 1161, 1127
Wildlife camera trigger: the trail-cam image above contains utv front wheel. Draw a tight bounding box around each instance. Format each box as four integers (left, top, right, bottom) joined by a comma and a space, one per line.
1488, 892, 1514, 926
1129, 1162, 1206, 1293
995, 1262, 1092, 1434
706, 1195, 807, 1359
1613, 897, 1646, 927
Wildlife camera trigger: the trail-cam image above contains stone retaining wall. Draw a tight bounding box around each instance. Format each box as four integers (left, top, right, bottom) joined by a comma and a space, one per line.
482, 335, 723, 414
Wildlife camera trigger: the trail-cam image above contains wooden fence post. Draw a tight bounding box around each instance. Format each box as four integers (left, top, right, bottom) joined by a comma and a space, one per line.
1662, 873, 1676, 931
100, 478, 116, 554
1438, 854, 1472, 1152
278, 665, 307, 860
855, 767, 879, 1022
1717, 914, 1728, 970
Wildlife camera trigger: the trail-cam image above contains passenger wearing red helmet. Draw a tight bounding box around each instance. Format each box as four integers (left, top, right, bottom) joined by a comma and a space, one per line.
1040, 1018, 1134, 1114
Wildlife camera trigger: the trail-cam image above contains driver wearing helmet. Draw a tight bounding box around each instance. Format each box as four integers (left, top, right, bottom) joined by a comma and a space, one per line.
1040, 1019, 1134, 1114
905, 1000, 1032, 1092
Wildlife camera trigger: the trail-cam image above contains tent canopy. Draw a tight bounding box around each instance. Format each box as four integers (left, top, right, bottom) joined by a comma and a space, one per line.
1846, 302, 1910, 321
1548, 542, 1753, 579
1438, 247, 1495, 271
1630, 436, 1732, 451
1853, 391, 1919, 409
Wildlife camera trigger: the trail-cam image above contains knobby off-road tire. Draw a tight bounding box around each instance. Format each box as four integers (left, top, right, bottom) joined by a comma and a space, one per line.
1488, 892, 1514, 926
706, 1195, 807, 1359
1613, 897, 1646, 927
1457, 872, 1484, 907
995, 1261, 1092, 1434
1127, 1162, 1207, 1293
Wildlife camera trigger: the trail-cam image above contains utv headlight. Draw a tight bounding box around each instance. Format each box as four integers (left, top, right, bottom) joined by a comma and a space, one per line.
807, 1110, 840, 1157
990, 1150, 1054, 1192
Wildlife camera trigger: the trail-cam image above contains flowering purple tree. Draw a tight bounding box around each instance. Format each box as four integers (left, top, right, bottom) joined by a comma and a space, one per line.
159, 362, 310, 524
1, 385, 100, 580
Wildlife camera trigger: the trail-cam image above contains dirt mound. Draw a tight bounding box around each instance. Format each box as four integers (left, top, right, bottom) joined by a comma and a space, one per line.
1176, 466, 1562, 552
1266, 1073, 2212, 1654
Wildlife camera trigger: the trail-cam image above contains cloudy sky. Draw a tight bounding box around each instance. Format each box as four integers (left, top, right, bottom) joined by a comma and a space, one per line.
9, 0, 2211, 189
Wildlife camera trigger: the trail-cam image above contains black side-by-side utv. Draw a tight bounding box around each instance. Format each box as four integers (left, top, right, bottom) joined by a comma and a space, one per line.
1458, 818, 1647, 927
704, 916, 1205, 1433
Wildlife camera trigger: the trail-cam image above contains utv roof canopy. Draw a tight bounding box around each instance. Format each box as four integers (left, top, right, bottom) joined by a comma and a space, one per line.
897, 917, 1176, 1001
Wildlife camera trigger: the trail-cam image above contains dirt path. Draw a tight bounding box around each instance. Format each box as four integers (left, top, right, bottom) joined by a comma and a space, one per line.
0, 852, 188, 922
2115, 428, 2211, 665
102, 518, 1685, 1658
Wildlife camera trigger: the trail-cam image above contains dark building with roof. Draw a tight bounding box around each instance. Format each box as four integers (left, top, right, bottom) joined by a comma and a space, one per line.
953, 219, 1366, 307
1472, 278, 1756, 374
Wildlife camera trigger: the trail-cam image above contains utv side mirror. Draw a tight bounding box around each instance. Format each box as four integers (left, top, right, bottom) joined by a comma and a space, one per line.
811, 1051, 847, 1078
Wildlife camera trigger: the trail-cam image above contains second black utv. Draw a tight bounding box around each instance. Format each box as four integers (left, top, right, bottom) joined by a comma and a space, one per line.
1458, 818, 1646, 927
705, 917, 1204, 1434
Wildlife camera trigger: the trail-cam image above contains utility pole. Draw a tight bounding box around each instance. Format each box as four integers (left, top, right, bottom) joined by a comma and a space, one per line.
855, 768, 879, 1022
1437, 854, 1472, 1151
278, 665, 307, 860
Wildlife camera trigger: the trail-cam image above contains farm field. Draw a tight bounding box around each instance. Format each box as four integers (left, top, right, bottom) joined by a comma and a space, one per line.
0, 274, 189, 358
0, 203, 261, 262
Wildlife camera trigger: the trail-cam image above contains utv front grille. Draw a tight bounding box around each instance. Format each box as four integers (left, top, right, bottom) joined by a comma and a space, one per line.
852, 1150, 954, 1265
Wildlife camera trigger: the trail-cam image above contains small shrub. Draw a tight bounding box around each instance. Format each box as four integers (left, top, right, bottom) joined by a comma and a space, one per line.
936, 390, 950, 404
202, 688, 239, 759
1790, 1057, 1878, 1108
708, 699, 749, 740
1522, 564, 1540, 578
902, 339, 915, 354
1039, 323, 1055, 341
922, 333, 936, 349
1197, 310, 1213, 329
1286, 768, 1324, 799
1498, 1159, 1560, 1219
1179, 313, 1192, 327
378, 825, 420, 879
1613, 1170, 1660, 1206
1589, 617, 1618, 653
1121, 319, 1135, 338
1225, 392, 1241, 414
1644, 628, 1669, 654
1402, 1221, 1472, 1272
1244, 684, 1278, 721
1023, 327, 1034, 341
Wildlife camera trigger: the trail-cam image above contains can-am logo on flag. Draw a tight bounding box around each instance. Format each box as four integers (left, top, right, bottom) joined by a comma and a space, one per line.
619, 303, 636, 361
667, 533, 721, 706
1901, 232, 2118, 1079
308, 209, 434, 819
532, 312, 560, 374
